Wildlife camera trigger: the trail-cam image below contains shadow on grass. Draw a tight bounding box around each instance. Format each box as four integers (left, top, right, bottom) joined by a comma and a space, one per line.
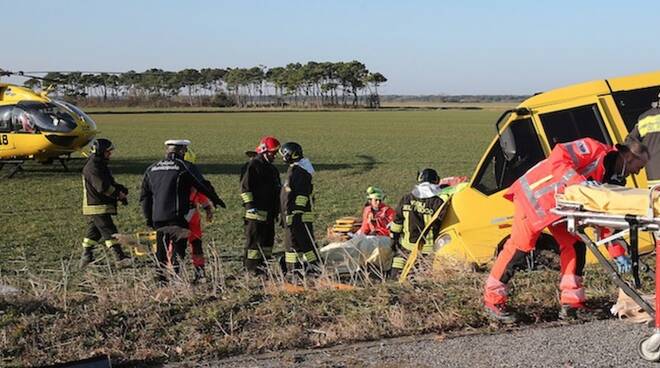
2, 154, 384, 178
107, 155, 383, 176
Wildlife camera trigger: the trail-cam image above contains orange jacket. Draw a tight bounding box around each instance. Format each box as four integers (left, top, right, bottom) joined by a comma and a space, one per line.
359, 203, 396, 236
505, 138, 615, 232
187, 188, 212, 240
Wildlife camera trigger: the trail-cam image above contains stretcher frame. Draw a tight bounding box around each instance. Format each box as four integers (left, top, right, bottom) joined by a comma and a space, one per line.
550, 183, 660, 362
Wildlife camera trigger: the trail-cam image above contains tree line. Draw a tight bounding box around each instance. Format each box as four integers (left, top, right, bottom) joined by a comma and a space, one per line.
18, 61, 388, 108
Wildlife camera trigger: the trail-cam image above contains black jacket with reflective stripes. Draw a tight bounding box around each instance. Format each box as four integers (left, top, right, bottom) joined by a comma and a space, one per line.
625, 107, 660, 183
140, 156, 221, 226
239, 155, 281, 221
390, 188, 447, 251
82, 156, 124, 215
280, 164, 313, 225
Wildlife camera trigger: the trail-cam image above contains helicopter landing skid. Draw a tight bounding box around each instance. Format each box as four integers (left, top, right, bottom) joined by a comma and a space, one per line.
0, 160, 25, 178
58, 158, 69, 171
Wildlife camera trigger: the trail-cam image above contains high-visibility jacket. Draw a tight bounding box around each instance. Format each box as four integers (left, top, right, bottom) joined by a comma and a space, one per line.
625, 107, 660, 186
358, 203, 396, 236
239, 155, 281, 222
82, 155, 125, 215
280, 164, 313, 226
505, 138, 615, 232
390, 183, 449, 253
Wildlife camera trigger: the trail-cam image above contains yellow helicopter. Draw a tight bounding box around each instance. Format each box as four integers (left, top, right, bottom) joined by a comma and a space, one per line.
0, 71, 98, 177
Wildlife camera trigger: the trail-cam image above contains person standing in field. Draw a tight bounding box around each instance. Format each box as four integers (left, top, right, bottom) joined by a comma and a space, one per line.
279, 141, 319, 278
239, 136, 282, 275
80, 138, 131, 268
140, 139, 225, 283
182, 147, 214, 283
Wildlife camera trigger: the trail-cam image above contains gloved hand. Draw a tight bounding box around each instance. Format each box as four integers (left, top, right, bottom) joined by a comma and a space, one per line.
117, 191, 128, 205
289, 213, 302, 227
212, 196, 226, 209
582, 180, 600, 187
117, 184, 128, 195
615, 255, 632, 273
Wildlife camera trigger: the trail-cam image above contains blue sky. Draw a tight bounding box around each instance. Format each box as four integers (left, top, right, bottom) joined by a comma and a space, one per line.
4, 0, 659, 94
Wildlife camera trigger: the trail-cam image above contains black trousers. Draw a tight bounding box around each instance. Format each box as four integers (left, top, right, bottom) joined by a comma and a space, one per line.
84, 214, 119, 247
154, 221, 189, 280
244, 219, 275, 272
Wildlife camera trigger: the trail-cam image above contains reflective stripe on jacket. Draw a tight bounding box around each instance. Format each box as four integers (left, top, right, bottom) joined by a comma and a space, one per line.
505, 138, 614, 232
280, 164, 313, 226
82, 156, 119, 215
625, 107, 660, 184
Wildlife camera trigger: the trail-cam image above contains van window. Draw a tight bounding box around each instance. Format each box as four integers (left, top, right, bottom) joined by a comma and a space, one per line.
539, 104, 611, 148
473, 118, 545, 195
612, 86, 660, 132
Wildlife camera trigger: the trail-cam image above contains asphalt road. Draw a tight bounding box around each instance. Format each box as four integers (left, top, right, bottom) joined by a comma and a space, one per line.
179, 319, 660, 368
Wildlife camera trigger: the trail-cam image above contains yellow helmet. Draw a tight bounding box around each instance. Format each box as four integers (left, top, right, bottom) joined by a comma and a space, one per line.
184, 147, 197, 163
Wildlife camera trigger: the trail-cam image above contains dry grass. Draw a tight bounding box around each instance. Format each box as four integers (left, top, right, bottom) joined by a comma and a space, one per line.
0, 245, 632, 367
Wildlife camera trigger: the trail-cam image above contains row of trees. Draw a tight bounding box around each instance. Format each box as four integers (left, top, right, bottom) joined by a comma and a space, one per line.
19, 61, 388, 108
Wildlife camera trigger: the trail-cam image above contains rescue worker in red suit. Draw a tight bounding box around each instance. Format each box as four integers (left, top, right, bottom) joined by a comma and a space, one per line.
184, 149, 214, 283
356, 186, 396, 237
484, 138, 649, 323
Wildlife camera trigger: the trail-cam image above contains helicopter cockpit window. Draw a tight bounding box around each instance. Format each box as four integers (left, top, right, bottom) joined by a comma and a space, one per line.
0, 106, 12, 132
10, 107, 37, 133
57, 100, 97, 131
16, 101, 77, 133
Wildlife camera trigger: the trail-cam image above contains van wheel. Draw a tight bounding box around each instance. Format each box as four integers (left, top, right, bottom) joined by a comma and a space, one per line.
495, 234, 559, 271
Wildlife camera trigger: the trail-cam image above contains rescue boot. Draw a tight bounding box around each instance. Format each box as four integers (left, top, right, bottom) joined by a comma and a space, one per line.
559, 304, 593, 321
80, 247, 95, 268
193, 266, 207, 284
110, 244, 132, 267
484, 303, 518, 324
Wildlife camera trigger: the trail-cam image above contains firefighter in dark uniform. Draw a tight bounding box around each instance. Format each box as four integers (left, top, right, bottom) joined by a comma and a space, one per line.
279, 142, 319, 275
140, 139, 225, 282
389, 168, 450, 279
625, 102, 660, 189
240, 136, 282, 274
80, 138, 131, 267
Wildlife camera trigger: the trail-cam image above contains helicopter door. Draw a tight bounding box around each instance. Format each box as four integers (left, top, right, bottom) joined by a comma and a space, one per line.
0, 106, 15, 151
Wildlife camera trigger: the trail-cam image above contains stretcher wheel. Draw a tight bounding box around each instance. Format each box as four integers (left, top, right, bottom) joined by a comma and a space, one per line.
639, 335, 660, 362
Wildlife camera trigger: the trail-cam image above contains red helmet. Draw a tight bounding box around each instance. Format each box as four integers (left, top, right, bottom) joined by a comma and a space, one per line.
256, 136, 280, 154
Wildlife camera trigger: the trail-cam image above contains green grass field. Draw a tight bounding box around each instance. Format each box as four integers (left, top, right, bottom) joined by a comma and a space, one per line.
3, 110, 497, 272
1, 110, 631, 366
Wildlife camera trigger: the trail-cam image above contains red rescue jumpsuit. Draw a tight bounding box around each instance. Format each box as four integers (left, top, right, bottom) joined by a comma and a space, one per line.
484, 138, 625, 308
358, 203, 396, 236
187, 188, 212, 268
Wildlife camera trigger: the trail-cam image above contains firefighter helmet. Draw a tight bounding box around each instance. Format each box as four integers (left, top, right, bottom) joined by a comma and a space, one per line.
366, 186, 385, 200
417, 168, 440, 184
90, 138, 114, 156
279, 142, 303, 163
256, 136, 281, 154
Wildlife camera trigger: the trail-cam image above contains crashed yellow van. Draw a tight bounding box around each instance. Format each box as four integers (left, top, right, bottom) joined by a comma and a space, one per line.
435, 70, 660, 267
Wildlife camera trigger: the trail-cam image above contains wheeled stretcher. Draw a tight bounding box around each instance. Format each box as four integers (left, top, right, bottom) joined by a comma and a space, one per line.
551, 183, 660, 362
